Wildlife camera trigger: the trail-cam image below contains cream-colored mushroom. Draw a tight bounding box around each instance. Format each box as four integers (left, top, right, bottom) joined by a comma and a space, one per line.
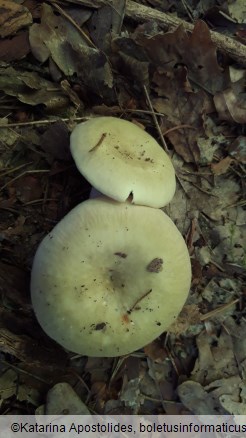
70, 117, 176, 208
31, 197, 191, 357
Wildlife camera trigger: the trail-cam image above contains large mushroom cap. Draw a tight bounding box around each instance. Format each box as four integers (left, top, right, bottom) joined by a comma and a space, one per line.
70, 117, 176, 208
31, 198, 191, 357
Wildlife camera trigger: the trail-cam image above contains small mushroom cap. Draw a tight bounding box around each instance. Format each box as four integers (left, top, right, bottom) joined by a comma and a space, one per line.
70, 117, 176, 208
31, 198, 191, 357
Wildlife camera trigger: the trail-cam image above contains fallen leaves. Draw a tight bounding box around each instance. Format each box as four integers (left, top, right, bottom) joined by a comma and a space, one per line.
0, 0, 32, 38
214, 79, 246, 123
178, 317, 246, 415
211, 156, 234, 175
29, 3, 114, 98
0, 66, 69, 110
0, 32, 30, 62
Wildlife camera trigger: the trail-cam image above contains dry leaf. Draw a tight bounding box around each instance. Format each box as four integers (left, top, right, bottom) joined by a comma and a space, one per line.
0, 0, 32, 37
144, 339, 168, 363
214, 80, 246, 124
168, 304, 201, 336
228, 136, 246, 163
0, 32, 30, 62
0, 66, 69, 109
29, 3, 114, 98
211, 156, 233, 175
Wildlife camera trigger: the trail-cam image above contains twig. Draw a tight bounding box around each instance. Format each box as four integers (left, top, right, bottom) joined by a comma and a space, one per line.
0, 359, 50, 385
51, 2, 97, 49
200, 299, 239, 321
163, 124, 196, 136
23, 198, 58, 206
73, 0, 246, 66
128, 288, 153, 314
0, 162, 33, 177
143, 85, 169, 153
89, 133, 107, 152
0, 117, 87, 129
0, 170, 49, 192
0, 110, 168, 129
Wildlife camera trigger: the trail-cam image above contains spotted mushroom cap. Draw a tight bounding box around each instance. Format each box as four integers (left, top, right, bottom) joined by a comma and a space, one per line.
70, 116, 176, 208
31, 198, 191, 357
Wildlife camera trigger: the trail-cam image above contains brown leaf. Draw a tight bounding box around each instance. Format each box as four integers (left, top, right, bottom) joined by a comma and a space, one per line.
3, 215, 26, 237
0, 31, 30, 62
14, 175, 44, 204
23, 0, 42, 19
153, 69, 204, 163
112, 36, 149, 88
29, 3, 114, 99
41, 122, 71, 162
228, 136, 246, 163
214, 80, 246, 123
191, 259, 203, 287
0, 0, 32, 37
87, 6, 112, 51
168, 304, 201, 336
0, 66, 69, 109
0, 327, 67, 366
211, 156, 233, 175
144, 339, 168, 363
0, 262, 30, 308
135, 20, 229, 94
184, 20, 229, 94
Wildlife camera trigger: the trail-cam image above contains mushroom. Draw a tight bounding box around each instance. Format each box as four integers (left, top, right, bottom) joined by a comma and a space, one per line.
70, 116, 176, 208
31, 197, 191, 357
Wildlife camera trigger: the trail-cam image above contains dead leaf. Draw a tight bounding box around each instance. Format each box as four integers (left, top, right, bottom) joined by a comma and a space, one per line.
228, 0, 246, 23
134, 21, 229, 94
220, 394, 246, 415
0, 32, 30, 62
211, 156, 233, 175
45, 382, 90, 415
228, 136, 246, 163
0, 262, 30, 308
0, 66, 69, 109
144, 339, 168, 363
153, 68, 204, 163
168, 304, 201, 336
87, 6, 112, 51
112, 36, 150, 88
3, 215, 26, 237
191, 330, 238, 384
191, 259, 203, 286
178, 381, 220, 414
14, 176, 43, 204
120, 378, 144, 412
214, 79, 246, 123
0, 0, 32, 38
0, 369, 40, 408
29, 3, 114, 99
0, 327, 67, 367
41, 122, 71, 162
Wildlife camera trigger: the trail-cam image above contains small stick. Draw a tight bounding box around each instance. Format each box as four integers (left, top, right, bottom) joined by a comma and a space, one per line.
127, 288, 153, 314
89, 132, 107, 152
0, 170, 49, 192
200, 298, 239, 321
143, 85, 169, 153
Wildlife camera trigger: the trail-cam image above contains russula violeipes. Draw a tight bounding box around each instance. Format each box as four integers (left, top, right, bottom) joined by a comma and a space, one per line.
70, 116, 176, 208
31, 197, 191, 357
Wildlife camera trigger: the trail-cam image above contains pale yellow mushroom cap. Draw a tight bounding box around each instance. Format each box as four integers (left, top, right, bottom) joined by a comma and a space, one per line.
70, 117, 176, 208
31, 198, 191, 357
